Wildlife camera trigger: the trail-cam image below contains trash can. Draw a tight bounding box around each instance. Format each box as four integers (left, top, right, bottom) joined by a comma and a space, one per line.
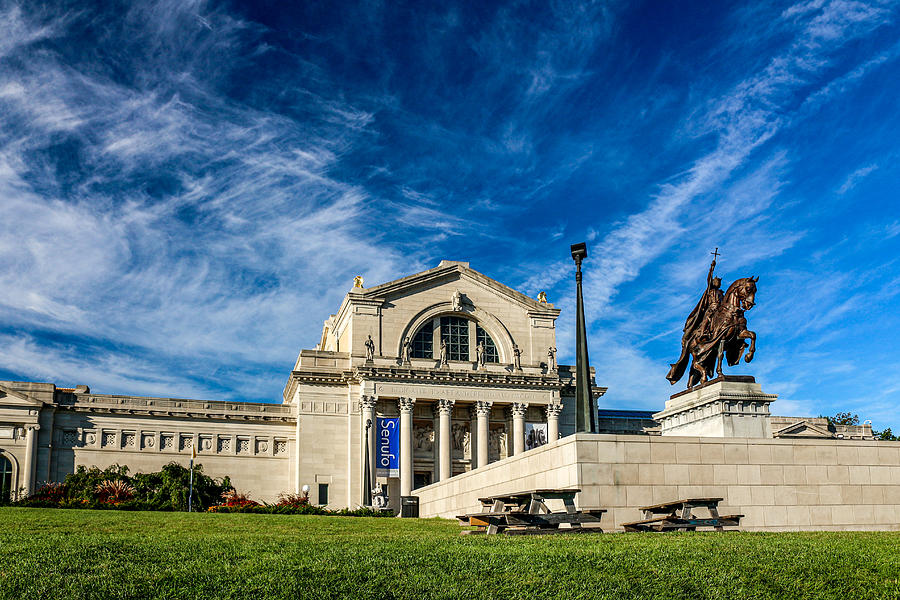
399, 495, 419, 518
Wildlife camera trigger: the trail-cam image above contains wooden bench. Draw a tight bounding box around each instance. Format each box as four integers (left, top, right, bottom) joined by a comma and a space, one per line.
622, 497, 743, 532
459, 489, 606, 535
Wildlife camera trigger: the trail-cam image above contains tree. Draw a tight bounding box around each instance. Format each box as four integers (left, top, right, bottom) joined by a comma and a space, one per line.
824, 412, 860, 426
873, 427, 898, 441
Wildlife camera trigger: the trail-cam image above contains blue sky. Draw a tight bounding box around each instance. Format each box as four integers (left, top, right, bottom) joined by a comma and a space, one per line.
1, 0, 898, 429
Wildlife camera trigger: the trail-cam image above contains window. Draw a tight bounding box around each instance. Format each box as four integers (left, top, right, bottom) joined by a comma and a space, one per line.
0, 455, 11, 503
476, 325, 499, 363
410, 317, 502, 363
414, 472, 431, 490
318, 483, 329, 505
411, 325, 433, 358
440, 316, 469, 361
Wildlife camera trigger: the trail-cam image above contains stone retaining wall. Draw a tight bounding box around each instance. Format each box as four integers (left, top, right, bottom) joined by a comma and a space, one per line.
415, 433, 900, 531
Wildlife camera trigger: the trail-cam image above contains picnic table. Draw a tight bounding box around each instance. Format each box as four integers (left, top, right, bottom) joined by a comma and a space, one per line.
622, 497, 743, 532
457, 489, 606, 535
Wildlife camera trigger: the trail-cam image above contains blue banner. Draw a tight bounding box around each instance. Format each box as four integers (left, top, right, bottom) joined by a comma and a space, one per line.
376, 417, 400, 478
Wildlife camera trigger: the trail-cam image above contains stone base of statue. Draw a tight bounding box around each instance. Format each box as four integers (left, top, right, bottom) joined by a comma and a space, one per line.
653, 376, 776, 438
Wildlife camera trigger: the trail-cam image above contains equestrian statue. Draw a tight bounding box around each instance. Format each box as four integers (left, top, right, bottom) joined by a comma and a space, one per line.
666, 249, 758, 390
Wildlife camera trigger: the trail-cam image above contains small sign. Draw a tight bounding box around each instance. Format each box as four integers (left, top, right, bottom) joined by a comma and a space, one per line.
525, 422, 548, 451
376, 417, 400, 477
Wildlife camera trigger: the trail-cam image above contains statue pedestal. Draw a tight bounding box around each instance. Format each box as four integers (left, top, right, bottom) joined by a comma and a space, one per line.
653, 376, 776, 438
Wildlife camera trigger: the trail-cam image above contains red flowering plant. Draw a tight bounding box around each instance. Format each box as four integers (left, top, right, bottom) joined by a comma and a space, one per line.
95, 479, 135, 505
275, 492, 310, 507
208, 489, 260, 512
29, 482, 68, 505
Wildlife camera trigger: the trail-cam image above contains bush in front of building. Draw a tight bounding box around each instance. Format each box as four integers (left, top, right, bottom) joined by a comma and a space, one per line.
16, 462, 232, 511
207, 491, 392, 516
207, 503, 392, 517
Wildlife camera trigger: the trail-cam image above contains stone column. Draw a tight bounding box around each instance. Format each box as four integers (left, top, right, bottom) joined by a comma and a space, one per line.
436, 399, 454, 481
359, 395, 378, 504
468, 406, 479, 466
432, 404, 440, 483
398, 397, 415, 496
475, 401, 492, 468
546, 402, 563, 442
511, 403, 528, 455
23, 424, 40, 496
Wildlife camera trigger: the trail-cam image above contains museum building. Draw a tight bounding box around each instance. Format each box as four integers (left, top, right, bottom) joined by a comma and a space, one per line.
0, 261, 596, 510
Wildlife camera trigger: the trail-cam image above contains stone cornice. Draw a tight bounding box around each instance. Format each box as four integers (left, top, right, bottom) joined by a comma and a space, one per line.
350, 262, 559, 316
55, 395, 295, 424
352, 365, 567, 390
0, 383, 47, 406
284, 363, 607, 400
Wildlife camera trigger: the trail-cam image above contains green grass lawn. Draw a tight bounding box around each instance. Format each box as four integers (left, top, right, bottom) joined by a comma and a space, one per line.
1, 508, 898, 600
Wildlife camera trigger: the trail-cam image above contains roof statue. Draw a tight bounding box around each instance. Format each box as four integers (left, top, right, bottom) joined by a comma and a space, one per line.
353, 275, 364, 288
666, 249, 759, 390
451, 289, 463, 312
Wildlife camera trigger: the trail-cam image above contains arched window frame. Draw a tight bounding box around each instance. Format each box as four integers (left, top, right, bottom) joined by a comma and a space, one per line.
408, 315, 501, 363
0, 452, 15, 503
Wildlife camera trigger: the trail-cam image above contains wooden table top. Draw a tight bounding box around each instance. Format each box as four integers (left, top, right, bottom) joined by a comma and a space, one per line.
640, 497, 723, 512
479, 489, 582, 503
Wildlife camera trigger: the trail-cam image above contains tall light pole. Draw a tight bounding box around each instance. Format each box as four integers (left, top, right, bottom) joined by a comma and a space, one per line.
571, 242, 597, 433
363, 418, 373, 507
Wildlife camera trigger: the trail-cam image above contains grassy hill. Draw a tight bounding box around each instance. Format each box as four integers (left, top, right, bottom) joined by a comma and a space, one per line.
1, 508, 898, 599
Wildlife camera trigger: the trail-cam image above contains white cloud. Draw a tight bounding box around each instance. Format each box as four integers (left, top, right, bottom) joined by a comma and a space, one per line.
0, 1, 421, 399
837, 163, 879, 194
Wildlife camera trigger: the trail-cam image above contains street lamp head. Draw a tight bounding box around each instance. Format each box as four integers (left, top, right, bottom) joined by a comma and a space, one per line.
570, 242, 587, 262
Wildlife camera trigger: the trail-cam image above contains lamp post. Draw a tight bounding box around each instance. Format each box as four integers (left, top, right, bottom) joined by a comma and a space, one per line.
363, 418, 373, 507
571, 242, 597, 433
188, 444, 195, 512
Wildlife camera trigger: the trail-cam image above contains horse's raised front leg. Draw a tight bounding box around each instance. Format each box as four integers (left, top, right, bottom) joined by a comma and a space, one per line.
715, 339, 726, 378
738, 330, 756, 362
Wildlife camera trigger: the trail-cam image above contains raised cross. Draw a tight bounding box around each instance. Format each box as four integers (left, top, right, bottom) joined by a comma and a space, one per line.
710, 247, 720, 260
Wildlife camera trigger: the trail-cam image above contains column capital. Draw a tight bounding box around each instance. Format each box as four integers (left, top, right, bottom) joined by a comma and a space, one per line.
358, 395, 378, 411
398, 397, 416, 413
472, 400, 493, 417
545, 402, 564, 418
25, 424, 41, 432
435, 399, 455, 416
509, 403, 529, 418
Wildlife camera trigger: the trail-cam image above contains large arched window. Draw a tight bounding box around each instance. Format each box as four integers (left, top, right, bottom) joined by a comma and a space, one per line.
0, 455, 12, 503
409, 316, 500, 363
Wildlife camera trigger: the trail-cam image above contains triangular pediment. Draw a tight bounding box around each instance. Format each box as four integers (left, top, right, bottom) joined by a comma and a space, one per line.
354, 261, 559, 316
773, 420, 832, 438
0, 383, 46, 407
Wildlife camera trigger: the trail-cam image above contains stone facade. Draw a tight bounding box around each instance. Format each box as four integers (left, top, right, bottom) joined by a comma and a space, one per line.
0, 381, 295, 502
1, 261, 600, 509
282, 260, 602, 510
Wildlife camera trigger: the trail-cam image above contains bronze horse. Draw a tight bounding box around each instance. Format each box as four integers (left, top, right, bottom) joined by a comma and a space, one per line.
667, 276, 758, 390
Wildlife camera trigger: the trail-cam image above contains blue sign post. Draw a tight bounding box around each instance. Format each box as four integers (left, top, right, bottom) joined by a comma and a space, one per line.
376, 417, 399, 478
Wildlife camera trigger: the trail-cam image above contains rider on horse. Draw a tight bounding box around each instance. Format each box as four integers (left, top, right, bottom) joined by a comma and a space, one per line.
667, 251, 758, 390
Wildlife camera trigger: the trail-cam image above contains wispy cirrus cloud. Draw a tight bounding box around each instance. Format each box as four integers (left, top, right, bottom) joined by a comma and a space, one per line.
0, 0, 416, 399
524, 0, 900, 416
1, 0, 898, 430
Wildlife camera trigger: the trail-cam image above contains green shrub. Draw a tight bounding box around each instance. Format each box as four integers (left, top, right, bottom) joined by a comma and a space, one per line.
207, 503, 391, 517
16, 462, 232, 512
